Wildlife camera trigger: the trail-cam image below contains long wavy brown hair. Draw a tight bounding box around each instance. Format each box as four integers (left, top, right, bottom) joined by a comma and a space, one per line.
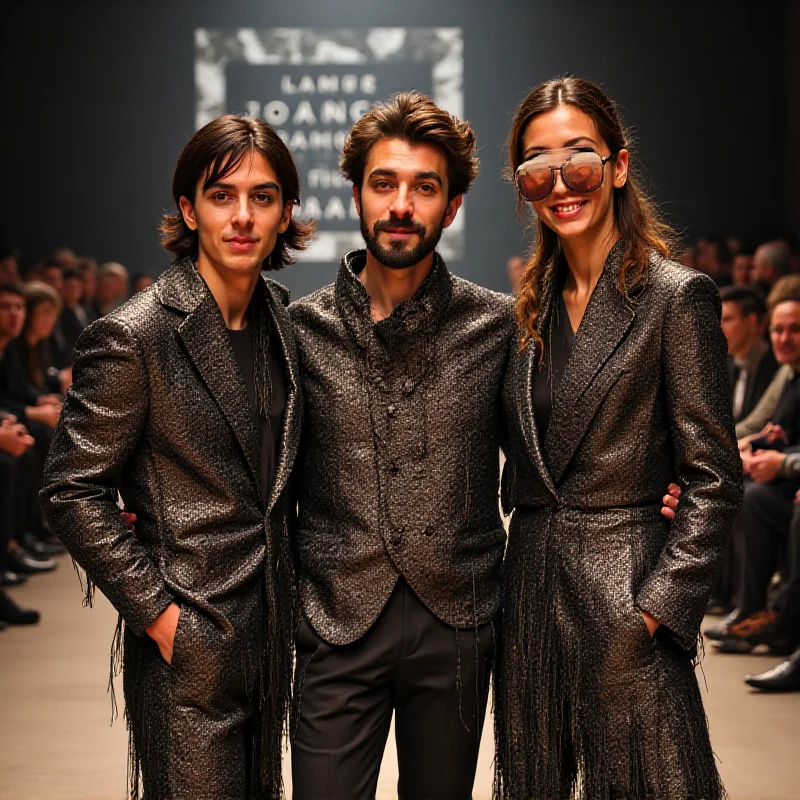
509, 76, 675, 351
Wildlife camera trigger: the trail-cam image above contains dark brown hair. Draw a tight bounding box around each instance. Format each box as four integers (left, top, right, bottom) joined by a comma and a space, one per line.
508, 76, 674, 350
718, 284, 766, 320
340, 92, 479, 200
160, 115, 314, 271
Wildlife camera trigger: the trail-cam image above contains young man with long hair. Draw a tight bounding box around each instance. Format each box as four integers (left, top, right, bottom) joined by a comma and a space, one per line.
41, 115, 313, 799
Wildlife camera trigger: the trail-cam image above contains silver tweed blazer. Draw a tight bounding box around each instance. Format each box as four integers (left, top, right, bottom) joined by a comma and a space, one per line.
40, 258, 302, 637
290, 250, 516, 645
501, 247, 744, 650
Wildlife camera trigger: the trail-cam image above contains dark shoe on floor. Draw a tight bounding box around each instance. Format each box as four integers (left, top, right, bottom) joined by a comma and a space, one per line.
0, 619, 7, 631
0, 570, 28, 587
704, 608, 742, 640
712, 610, 797, 655
745, 649, 800, 692
0, 590, 40, 625
5, 545, 57, 574
20, 533, 64, 561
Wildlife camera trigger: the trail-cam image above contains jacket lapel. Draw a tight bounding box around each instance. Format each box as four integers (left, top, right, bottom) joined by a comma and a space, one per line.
262, 280, 301, 516
160, 263, 262, 495
543, 263, 635, 484
516, 339, 558, 499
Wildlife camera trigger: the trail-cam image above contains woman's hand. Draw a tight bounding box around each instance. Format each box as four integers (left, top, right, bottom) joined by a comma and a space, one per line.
641, 610, 661, 636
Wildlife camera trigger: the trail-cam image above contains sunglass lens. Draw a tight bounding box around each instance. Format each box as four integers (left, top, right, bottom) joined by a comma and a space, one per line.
563, 152, 604, 193
517, 165, 553, 202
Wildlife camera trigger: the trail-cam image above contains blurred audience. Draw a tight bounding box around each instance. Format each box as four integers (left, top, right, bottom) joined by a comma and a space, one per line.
752, 240, 792, 296
506, 255, 526, 295
92, 262, 129, 318
731, 247, 754, 286
132, 272, 154, 294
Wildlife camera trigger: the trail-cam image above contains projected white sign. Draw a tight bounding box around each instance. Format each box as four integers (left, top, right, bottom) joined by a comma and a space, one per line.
195, 28, 465, 264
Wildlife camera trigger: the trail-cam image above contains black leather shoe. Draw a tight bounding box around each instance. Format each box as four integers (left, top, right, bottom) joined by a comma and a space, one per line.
704, 608, 742, 640
5, 545, 57, 574
0, 570, 27, 587
0, 619, 7, 631
0, 590, 40, 625
20, 533, 64, 561
745, 648, 800, 692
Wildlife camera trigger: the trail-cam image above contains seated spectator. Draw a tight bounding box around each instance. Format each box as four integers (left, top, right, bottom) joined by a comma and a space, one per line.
721, 285, 778, 422
76, 256, 98, 323
505, 256, 526, 295
91, 261, 129, 318
696, 235, 732, 286
0, 415, 45, 628
15, 282, 69, 395
0, 248, 19, 282
710, 277, 800, 651
752, 239, 792, 296
38, 261, 64, 294
744, 496, 800, 692
54, 267, 88, 365
132, 272, 154, 294
49, 247, 76, 269
731, 247, 754, 286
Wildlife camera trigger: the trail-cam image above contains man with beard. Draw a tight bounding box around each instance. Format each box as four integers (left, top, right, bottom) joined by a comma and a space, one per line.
287, 91, 507, 800
288, 92, 682, 799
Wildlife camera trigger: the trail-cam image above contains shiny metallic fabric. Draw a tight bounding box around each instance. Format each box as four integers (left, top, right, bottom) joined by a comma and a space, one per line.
495, 246, 743, 799
289, 250, 515, 645
41, 258, 301, 799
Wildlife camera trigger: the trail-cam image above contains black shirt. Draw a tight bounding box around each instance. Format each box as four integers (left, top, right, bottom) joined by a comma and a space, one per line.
227, 322, 286, 505
533, 290, 575, 442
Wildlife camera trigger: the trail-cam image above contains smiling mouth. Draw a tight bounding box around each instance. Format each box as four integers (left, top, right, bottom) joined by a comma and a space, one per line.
550, 200, 588, 216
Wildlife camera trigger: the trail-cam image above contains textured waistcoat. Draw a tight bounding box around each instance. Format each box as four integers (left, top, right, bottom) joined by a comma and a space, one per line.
290, 250, 515, 645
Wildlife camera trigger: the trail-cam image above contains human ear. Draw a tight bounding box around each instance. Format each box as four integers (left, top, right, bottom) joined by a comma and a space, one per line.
442, 194, 464, 229
278, 201, 293, 235
613, 148, 629, 189
352, 185, 362, 217
178, 196, 198, 231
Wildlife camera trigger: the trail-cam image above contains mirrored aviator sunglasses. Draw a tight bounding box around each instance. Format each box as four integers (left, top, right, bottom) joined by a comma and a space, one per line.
515, 150, 615, 203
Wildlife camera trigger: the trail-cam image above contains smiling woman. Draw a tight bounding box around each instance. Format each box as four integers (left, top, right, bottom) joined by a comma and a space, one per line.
495, 76, 743, 800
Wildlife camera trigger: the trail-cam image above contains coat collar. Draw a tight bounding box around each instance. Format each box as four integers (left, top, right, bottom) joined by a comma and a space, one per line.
334, 249, 453, 349
541, 239, 636, 483
155, 258, 300, 512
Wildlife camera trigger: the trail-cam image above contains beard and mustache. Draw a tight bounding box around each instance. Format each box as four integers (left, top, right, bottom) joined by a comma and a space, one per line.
359, 210, 447, 270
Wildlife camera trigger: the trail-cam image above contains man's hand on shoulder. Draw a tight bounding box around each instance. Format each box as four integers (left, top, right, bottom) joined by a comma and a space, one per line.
145, 602, 181, 665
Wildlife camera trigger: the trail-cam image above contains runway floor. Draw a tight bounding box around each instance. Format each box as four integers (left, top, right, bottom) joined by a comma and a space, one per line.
1, 555, 798, 799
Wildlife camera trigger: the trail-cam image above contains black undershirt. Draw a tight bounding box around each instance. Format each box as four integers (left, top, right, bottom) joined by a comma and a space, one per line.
227, 322, 286, 505
533, 289, 575, 443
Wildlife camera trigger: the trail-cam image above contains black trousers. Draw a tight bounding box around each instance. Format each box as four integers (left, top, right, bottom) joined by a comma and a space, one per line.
291, 579, 494, 800
775, 503, 800, 634
736, 479, 796, 617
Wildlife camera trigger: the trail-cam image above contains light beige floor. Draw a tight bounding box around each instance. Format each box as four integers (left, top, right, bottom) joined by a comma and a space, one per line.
1, 559, 798, 799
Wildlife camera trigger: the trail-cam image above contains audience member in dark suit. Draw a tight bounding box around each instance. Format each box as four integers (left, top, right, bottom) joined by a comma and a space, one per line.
0, 282, 64, 557
744, 488, 800, 692
721, 285, 779, 422
712, 277, 800, 651
711, 285, 780, 611
53, 267, 89, 366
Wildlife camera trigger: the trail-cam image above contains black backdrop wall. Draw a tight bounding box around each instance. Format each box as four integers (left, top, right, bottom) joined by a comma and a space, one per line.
0, 0, 795, 297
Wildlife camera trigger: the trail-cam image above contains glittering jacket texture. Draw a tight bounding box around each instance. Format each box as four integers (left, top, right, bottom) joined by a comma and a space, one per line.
40, 258, 301, 799
494, 246, 744, 799
289, 250, 515, 645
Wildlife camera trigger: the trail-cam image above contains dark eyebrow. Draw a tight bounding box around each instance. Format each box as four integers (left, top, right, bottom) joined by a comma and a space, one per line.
523, 137, 598, 160
207, 181, 280, 192
368, 168, 443, 186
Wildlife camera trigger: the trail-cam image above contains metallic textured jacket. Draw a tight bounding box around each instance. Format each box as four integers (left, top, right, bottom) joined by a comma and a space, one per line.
290, 250, 515, 645
501, 249, 744, 650
40, 258, 301, 794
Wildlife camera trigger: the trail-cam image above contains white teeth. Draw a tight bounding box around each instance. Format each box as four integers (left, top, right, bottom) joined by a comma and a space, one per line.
553, 202, 583, 213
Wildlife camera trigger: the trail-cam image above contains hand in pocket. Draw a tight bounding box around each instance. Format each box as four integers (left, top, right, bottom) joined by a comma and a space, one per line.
145, 602, 181, 664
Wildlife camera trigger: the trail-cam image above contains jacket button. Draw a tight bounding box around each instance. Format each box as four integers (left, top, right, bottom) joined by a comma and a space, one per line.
387, 404, 396, 417
403, 379, 414, 394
